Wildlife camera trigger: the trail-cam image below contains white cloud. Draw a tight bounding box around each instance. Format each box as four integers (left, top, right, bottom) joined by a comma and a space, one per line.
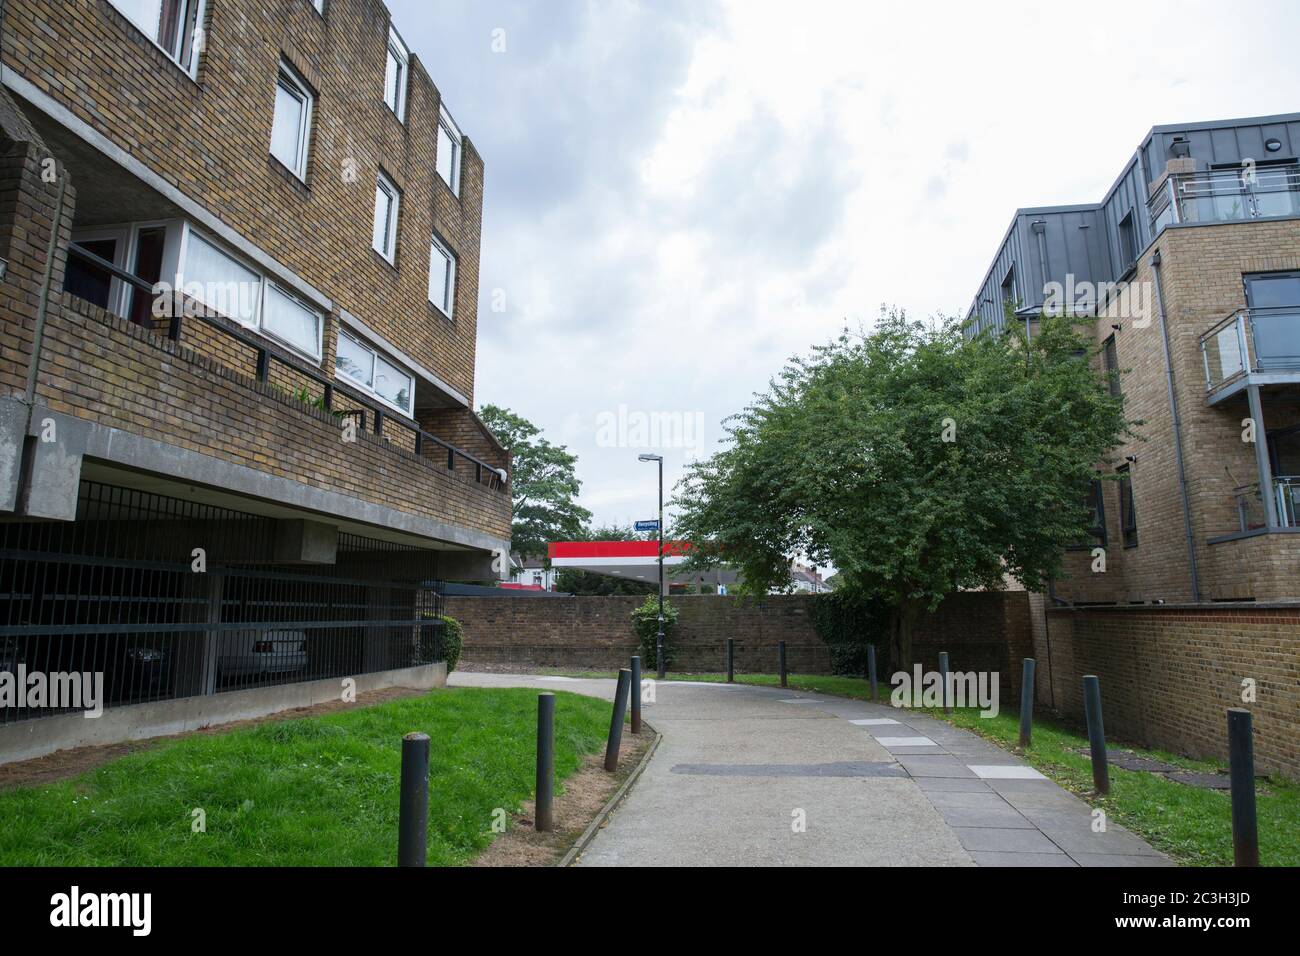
393, 0, 1300, 532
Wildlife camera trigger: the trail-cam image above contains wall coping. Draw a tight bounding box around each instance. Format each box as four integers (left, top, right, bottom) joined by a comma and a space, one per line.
1049, 601, 1300, 614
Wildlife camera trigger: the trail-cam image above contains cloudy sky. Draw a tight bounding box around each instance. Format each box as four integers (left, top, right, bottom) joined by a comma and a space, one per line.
389, 0, 1300, 531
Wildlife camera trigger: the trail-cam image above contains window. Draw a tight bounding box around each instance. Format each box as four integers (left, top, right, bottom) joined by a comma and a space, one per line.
270, 61, 313, 181
1117, 465, 1138, 548
107, 0, 204, 75
311, 0, 325, 13
180, 226, 322, 361
428, 234, 456, 317
373, 172, 401, 262
1244, 271, 1300, 372
262, 283, 322, 359
384, 26, 409, 121
182, 230, 262, 327
1118, 211, 1137, 269
335, 330, 414, 415
127, 226, 168, 326
1070, 478, 1107, 549
1102, 334, 1121, 397
1000, 266, 1018, 310
436, 107, 462, 195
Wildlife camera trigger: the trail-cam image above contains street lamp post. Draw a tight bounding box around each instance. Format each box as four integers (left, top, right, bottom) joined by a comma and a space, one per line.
638, 453, 666, 679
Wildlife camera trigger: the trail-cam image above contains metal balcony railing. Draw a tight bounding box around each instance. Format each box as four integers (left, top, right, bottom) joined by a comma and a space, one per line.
1150, 165, 1300, 235
65, 242, 508, 495
1233, 477, 1300, 532
1199, 306, 1300, 392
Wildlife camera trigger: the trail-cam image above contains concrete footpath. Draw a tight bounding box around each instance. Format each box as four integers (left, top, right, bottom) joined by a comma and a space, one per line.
449, 672, 1174, 868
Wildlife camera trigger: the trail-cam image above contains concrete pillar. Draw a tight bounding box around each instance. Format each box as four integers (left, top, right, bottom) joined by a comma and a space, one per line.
1247, 385, 1279, 528
363, 584, 392, 673
174, 570, 222, 697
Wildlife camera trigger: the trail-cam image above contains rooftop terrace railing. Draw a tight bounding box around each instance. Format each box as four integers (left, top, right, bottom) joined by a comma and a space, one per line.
65, 242, 508, 495
1150, 165, 1300, 235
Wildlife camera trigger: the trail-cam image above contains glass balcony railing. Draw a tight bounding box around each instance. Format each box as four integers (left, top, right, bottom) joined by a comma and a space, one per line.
1200, 306, 1300, 392
1233, 478, 1300, 532
1149, 165, 1300, 235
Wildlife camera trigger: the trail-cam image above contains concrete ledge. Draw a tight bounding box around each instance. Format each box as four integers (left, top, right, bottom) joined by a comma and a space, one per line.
0, 397, 27, 514
0, 663, 446, 765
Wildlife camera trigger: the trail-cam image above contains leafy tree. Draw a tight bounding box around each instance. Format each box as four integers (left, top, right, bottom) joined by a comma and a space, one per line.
479, 405, 591, 560
554, 569, 656, 596
673, 307, 1132, 669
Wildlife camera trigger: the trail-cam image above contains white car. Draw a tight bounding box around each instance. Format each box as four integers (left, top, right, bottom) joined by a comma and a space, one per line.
217, 629, 308, 679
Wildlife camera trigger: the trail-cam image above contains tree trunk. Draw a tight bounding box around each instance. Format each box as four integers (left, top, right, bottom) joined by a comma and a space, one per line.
888, 597, 923, 672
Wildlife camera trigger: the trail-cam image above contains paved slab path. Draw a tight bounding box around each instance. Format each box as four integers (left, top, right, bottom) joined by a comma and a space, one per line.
450, 672, 1174, 868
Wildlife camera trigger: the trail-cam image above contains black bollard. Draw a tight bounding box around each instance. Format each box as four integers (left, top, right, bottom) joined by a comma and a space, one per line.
630, 655, 642, 735
867, 644, 878, 701
726, 638, 735, 683
1082, 675, 1109, 795
1227, 708, 1259, 867
397, 732, 430, 866
535, 694, 555, 833
604, 668, 631, 772
1018, 658, 1036, 748
779, 641, 788, 688
939, 651, 950, 715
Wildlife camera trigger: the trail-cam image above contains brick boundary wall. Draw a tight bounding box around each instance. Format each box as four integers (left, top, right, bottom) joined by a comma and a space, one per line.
444, 592, 1034, 697
1039, 604, 1300, 779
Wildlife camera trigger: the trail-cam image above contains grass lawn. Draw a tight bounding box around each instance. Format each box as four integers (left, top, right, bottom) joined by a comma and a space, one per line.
553, 668, 1300, 866
0, 687, 612, 866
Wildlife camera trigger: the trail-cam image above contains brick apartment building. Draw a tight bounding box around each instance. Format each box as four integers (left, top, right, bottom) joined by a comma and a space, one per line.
967, 114, 1300, 775
968, 113, 1300, 605
0, 0, 512, 757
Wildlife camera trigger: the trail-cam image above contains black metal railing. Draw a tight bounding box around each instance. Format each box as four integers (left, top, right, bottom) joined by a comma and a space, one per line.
65, 242, 508, 495
0, 481, 447, 725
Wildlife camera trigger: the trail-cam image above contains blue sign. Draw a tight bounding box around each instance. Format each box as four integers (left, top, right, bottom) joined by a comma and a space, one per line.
635, 520, 660, 532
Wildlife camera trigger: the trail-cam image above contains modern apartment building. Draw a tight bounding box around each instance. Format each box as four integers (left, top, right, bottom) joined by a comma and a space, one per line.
0, 0, 511, 756
967, 113, 1300, 605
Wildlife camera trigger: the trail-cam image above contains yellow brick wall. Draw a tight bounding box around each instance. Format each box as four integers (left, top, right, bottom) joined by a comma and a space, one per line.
1, 0, 483, 402
1055, 219, 1300, 603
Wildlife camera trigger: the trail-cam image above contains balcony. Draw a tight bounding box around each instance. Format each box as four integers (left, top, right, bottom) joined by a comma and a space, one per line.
1232, 478, 1300, 533
1149, 165, 1300, 235
1199, 307, 1300, 401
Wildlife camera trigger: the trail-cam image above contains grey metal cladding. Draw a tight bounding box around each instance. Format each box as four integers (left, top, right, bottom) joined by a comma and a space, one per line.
965, 112, 1300, 339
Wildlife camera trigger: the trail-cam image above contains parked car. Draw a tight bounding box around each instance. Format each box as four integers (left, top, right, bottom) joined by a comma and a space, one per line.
217, 630, 308, 681
103, 640, 170, 703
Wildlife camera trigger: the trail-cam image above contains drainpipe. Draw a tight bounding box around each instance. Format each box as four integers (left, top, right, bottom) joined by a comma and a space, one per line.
1150, 249, 1202, 603
23, 172, 67, 405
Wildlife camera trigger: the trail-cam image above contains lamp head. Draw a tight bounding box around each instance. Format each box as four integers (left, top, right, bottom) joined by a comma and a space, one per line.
638, 454, 663, 463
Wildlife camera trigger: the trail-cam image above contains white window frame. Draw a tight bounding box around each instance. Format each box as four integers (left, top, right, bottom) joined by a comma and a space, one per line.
373, 171, 401, 263
106, 0, 206, 80
270, 60, 313, 182
178, 223, 323, 362
436, 105, 463, 196
261, 281, 324, 362
384, 25, 409, 122
427, 233, 456, 318
334, 329, 416, 417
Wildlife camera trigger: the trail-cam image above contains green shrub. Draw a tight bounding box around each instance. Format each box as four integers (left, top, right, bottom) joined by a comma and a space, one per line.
438, 615, 464, 673
810, 591, 888, 676
419, 614, 464, 672
631, 595, 678, 668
